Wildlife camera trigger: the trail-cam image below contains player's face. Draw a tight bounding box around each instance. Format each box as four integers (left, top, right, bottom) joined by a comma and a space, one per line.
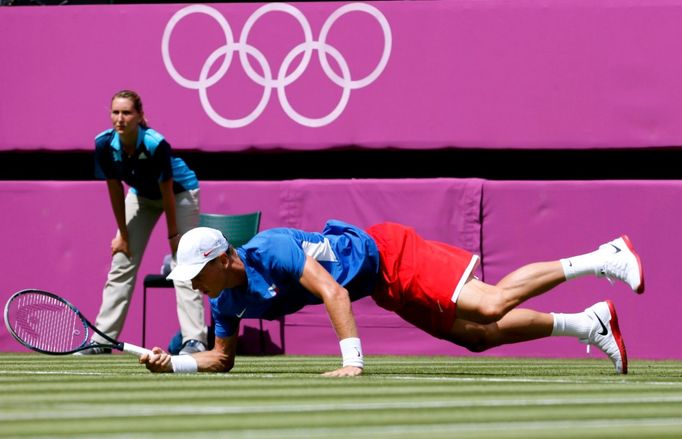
110, 97, 142, 138
191, 258, 224, 298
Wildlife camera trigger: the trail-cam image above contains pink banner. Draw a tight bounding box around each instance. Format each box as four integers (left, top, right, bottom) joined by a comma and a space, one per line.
3, 1, 682, 151
0, 179, 482, 353
1, 179, 679, 359
481, 180, 682, 360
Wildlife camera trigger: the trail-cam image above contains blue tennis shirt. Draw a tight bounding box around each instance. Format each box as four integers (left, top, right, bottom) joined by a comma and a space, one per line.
94, 126, 198, 200
211, 220, 380, 338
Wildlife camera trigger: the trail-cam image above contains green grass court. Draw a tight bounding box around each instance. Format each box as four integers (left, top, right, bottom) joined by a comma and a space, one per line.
1, 354, 681, 438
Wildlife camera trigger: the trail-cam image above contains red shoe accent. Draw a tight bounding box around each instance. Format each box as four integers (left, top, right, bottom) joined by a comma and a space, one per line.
621, 234, 645, 294
606, 300, 628, 374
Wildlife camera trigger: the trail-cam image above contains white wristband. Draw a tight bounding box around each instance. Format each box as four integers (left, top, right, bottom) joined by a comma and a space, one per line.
170, 355, 198, 373
339, 337, 364, 368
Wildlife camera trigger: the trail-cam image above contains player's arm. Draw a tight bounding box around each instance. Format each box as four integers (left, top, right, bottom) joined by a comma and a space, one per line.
194, 334, 238, 372
140, 333, 238, 373
299, 255, 364, 377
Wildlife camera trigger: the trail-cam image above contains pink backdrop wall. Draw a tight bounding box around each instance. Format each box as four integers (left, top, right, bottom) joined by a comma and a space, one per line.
3, 0, 682, 151
480, 180, 682, 361
1, 0, 678, 363
0, 179, 482, 355
1, 179, 678, 361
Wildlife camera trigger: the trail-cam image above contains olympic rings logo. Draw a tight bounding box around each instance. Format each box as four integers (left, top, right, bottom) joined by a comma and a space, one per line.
161, 3, 392, 128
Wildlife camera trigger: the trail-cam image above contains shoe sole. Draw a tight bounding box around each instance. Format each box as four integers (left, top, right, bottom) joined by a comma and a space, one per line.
620, 235, 645, 294
606, 300, 628, 374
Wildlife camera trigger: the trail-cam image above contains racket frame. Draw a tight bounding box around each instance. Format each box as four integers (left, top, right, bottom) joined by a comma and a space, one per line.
4, 289, 151, 357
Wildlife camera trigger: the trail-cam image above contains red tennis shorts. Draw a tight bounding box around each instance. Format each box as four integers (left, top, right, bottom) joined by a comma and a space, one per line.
366, 222, 479, 338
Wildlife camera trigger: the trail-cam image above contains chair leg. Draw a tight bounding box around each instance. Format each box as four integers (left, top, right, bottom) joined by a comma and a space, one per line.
279, 317, 285, 354
142, 286, 147, 347
209, 313, 215, 350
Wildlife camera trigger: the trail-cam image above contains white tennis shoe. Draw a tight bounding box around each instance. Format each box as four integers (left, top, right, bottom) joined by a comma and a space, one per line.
580, 300, 628, 374
598, 235, 645, 294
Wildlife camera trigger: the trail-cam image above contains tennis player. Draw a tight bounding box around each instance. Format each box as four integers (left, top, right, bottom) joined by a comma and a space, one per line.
141, 220, 643, 376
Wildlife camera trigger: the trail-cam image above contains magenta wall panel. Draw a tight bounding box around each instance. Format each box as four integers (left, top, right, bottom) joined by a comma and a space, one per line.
480, 180, 682, 360
3, 1, 682, 151
0, 179, 482, 355
3, 179, 678, 361
274, 179, 484, 355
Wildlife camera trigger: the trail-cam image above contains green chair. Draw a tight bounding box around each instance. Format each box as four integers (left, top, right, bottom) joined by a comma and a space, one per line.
197, 211, 261, 248
141, 211, 262, 348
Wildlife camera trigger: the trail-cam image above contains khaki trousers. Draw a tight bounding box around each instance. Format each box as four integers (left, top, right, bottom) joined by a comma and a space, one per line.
92, 188, 207, 346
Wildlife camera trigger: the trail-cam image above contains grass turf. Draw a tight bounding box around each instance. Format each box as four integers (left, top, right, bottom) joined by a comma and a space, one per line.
0, 353, 681, 438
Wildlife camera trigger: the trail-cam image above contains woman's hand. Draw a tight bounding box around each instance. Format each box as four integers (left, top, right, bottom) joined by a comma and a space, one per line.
111, 232, 131, 258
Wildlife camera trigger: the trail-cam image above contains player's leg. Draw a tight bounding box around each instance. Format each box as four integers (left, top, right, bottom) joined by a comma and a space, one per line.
562, 235, 644, 294
456, 235, 644, 324
455, 262, 564, 324
447, 301, 628, 374
447, 308, 553, 352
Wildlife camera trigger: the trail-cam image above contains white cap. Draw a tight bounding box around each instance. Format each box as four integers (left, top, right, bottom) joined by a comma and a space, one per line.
166, 227, 229, 281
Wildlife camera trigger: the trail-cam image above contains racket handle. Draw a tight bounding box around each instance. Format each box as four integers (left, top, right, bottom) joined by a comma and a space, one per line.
122, 343, 154, 357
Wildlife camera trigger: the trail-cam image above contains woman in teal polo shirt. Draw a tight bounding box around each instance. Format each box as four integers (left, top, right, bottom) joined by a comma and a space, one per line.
85, 90, 207, 355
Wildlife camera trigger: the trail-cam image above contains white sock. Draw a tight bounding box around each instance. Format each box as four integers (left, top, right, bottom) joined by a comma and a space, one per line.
551, 312, 593, 338
560, 250, 603, 280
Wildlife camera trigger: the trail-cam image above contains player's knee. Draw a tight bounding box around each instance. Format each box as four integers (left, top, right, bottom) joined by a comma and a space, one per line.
475, 300, 507, 324
455, 325, 495, 353
463, 341, 490, 353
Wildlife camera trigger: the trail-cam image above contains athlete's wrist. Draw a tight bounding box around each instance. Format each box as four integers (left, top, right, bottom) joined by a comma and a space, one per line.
170, 355, 198, 373
339, 337, 364, 369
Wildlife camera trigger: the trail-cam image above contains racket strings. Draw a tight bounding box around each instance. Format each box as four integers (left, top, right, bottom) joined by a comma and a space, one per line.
10, 294, 87, 353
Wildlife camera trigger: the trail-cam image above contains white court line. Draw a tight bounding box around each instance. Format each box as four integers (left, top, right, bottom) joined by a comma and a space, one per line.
0, 370, 107, 376
223, 418, 682, 438
3, 395, 682, 421
18, 418, 682, 439
1, 370, 681, 387
388, 375, 682, 386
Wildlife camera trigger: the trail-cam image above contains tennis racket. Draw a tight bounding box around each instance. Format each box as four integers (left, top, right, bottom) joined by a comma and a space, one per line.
4, 289, 152, 357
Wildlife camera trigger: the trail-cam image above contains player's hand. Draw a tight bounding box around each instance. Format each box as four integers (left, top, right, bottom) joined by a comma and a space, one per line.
111, 233, 131, 258
140, 347, 172, 373
321, 366, 363, 377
